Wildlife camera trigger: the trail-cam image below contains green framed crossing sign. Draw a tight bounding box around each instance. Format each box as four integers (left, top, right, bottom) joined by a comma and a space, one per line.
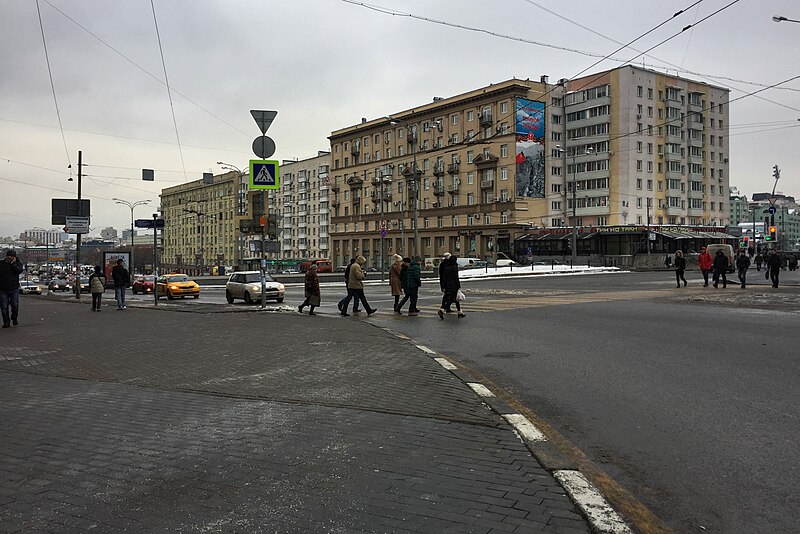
249, 159, 280, 190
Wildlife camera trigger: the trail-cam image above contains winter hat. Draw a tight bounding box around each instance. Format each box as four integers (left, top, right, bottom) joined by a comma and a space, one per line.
443, 252, 451, 259
5, 249, 16, 257
392, 254, 403, 262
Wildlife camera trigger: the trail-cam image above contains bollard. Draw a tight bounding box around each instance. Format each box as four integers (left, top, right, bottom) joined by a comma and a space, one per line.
551, 260, 555, 271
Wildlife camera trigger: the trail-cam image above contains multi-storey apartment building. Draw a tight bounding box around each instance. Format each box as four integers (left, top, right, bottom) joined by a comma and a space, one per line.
269, 152, 332, 261
160, 172, 238, 275
565, 66, 730, 229
329, 77, 560, 267
328, 66, 730, 266
20, 228, 68, 245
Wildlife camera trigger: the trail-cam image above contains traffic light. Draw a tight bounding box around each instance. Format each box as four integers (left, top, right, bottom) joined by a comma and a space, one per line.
768, 226, 777, 242
773, 165, 780, 180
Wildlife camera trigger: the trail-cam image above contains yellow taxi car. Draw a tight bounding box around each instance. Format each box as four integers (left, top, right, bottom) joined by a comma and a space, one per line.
156, 274, 200, 300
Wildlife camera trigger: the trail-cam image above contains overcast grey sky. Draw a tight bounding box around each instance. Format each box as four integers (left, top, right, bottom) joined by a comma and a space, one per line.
1, 0, 798, 237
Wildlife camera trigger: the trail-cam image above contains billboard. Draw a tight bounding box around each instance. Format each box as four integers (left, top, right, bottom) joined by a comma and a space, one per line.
515, 98, 546, 198
102, 251, 131, 285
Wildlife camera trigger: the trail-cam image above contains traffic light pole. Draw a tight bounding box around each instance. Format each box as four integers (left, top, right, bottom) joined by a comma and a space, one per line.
260, 189, 267, 309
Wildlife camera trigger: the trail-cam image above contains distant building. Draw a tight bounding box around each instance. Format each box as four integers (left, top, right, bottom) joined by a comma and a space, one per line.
160, 171, 238, 275
122, 229, 136, 242
100, 227, 118, 240
20, 228, 68, 245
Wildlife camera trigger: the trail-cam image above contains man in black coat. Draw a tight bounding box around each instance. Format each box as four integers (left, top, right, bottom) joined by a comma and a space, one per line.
712, 250, 728, 289
0, 249, 24, 328
766, 249, 782, 288
111, 259, 131, 310
438, 253, 464, 319
337, 258, 360, 314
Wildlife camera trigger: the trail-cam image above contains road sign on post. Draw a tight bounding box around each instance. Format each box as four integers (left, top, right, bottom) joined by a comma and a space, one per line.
249, 160, 280, 189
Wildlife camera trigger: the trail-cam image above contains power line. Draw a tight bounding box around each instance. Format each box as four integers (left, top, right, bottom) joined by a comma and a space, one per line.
150, 0, 187, 182
41, 0, 252, 140
34, 0, 71, 177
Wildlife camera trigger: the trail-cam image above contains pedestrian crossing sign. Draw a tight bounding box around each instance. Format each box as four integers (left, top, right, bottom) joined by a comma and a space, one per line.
249, 160, 280, 190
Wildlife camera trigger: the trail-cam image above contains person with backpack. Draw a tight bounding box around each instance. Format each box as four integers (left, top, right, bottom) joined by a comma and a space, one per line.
88, 265, 106, 311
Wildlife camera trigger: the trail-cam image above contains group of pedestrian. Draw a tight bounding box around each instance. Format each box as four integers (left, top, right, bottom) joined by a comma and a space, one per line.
675, 246, 788, 289
300, 252, 466, 319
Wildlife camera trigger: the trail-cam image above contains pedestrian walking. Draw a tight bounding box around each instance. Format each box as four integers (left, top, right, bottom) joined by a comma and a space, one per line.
697, 246, 713, 287
298, 263, 321, 315
389, 254, 403, 310
766, 249, 782, 288
735, 250, 751, 289
789, 253, 798, 272
674, 250, 687, 288
111, 258, 131, 310
340, 255, 377, 316
754, 252, 763, 271
0, 249, 23, 328
438, 253, 465, 319
664, 254, 672, 269
712, 250, 728, 289
396, 256, 421, 316
337, 258, 361, 314
89, 265, 107, 311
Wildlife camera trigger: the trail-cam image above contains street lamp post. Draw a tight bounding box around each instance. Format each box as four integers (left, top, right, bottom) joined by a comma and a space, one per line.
556, 144, 593, 267
218, 162, 248, 270
113, 198, 151, 275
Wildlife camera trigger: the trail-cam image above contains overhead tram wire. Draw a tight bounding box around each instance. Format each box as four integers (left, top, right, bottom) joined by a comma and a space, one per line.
41, 0, 252, 140
34, 0, 71, 177
150, 0, 187, 182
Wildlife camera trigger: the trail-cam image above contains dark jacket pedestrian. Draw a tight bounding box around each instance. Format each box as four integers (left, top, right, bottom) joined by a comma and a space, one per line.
0, 249, 23, 327
789, 254, 798, 272
766, 250, 782, 288
389, 254, 403, 309
438, 253, 464, 319
89, 266, 106, 311
712, 250, 728, 288
674, 250, 687, 288
111, 259, 130, 310
754, 253, 763, 271
396, 257, 421, 315
298, 264, 320, 315
735, 252, 751, 289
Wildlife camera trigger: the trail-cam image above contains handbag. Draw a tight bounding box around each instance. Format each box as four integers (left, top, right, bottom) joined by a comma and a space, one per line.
456, 289, 465, 301
309, 295, 321, 306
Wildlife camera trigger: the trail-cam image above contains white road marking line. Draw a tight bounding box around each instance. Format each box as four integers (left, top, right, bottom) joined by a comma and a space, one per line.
415, 345, 436, 354
394, 333, 410, 340
503, 413, 547, 443
553, 470, 633, 534
434, 357, 457, 370
467, 383, 495, 397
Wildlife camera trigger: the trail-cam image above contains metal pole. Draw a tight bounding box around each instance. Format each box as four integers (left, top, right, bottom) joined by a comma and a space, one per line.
130, 208, 135, 275
412, 127, 420, 259
75, 150, 82, 299
153, 213, 159, 306
380, 170, 386, 282
260, 190, 267, 308
752, 208, 757, 252
646, 202, 651, 255
571, 154, 577, 268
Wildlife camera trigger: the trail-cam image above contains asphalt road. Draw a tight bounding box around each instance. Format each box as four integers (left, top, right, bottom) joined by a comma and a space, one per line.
76, 269, 800, 532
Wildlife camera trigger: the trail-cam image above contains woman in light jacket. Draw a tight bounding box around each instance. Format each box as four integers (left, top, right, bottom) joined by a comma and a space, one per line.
89, 265, 106, 311
389, 254, 403, 310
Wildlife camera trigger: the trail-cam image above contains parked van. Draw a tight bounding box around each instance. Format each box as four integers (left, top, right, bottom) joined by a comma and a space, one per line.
456, 257, 484, 269
705, 244, 735, 272
495, 252, 516, 267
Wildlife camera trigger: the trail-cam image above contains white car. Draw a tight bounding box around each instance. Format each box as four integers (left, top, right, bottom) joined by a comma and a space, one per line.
20, 281, 42, 295
225, 271, 285, 304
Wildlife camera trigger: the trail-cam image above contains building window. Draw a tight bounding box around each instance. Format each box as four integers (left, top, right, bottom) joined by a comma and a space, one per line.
552, 201, 562, 210
452, 216, 458, 226
451, 114, 458, 125
637, 178, 642, 190
552, 166, 562, 176
500, 101, 508, 113
467, 172, 475, 185
467, 151, 474, 163
500, 144, 508, 158
636, 160, 643, 171
467, 110, 474, 122
552, 183, 562, 193
500, 167, 508, 180
637, 85, 643, 97
637, 141, 642, 153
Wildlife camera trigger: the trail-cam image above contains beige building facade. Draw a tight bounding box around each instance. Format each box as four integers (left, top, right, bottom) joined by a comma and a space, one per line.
160, 172, 238, 275
328, 67, 730, 266
329, 78, 559, 268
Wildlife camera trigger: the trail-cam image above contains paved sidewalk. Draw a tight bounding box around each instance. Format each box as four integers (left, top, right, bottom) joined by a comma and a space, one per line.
0, 298, 592, 533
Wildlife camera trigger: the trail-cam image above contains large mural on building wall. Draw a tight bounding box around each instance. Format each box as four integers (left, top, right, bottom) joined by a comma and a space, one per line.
515, 98, 546, 198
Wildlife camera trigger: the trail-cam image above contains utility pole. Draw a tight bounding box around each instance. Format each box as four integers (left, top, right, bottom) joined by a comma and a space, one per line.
261, 189, 267, 309
411, 125, 420, 260
379, 168, 387, 282
153, 213, 159, 307
74, 150, 82, 299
